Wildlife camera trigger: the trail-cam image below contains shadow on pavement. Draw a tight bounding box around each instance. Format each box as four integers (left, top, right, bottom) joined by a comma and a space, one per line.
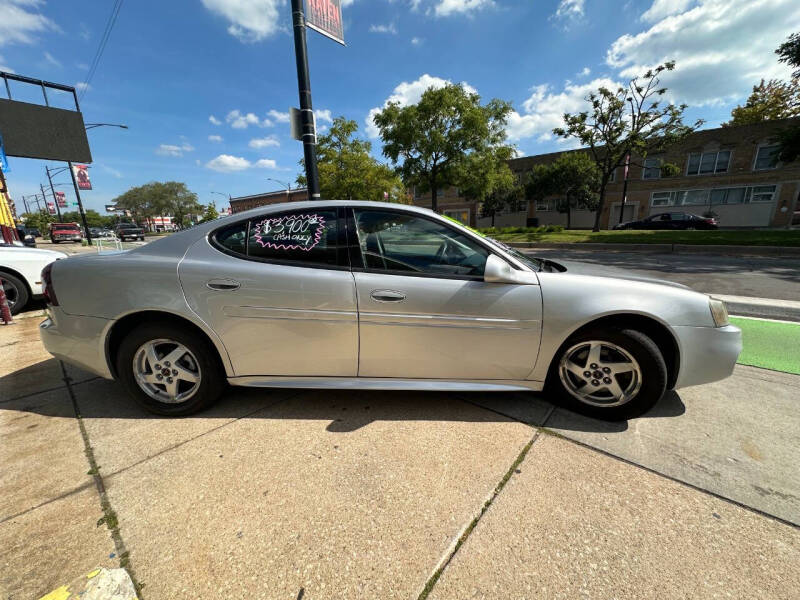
1, 360, 687, 434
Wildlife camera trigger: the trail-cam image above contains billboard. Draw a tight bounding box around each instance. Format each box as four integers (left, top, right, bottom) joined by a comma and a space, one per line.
55, 191, 67, 207
305, 0, 345, 45
72, 164, 92, 190
0, 98, 92, 163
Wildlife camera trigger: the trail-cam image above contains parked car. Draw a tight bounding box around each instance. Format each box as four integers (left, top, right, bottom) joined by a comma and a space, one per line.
89, 227, 116, 239
15, 227, 36, 247
40, 201, 741, 420
0, 245, 67, 314
49, 222, 83, 243
614, 212, 718, 230
23, 226, 42, 238
114, 223, 145, 241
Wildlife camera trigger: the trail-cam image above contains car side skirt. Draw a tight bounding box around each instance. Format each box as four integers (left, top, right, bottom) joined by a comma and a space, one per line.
228, 376, 544, 392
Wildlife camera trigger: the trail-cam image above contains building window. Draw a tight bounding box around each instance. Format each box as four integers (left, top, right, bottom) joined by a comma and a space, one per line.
687, 150, 731, 175
535, 199, 551, 211
642, 157, 661, 179
750, 185, 777, 203
754, 145, 780, 170
675, 189, 709, 205
651, 191, 673, 206
443, 208, 470, 225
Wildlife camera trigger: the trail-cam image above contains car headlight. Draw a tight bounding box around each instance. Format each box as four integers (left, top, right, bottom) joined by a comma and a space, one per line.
709, 297, 729, 327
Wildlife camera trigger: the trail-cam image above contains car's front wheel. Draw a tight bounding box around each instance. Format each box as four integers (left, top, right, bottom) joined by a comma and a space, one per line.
116, 322, 226, 415
547, 327, 667, 421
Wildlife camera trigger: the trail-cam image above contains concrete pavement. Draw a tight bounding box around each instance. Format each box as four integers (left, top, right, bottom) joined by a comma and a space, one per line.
2, 317, 799, 599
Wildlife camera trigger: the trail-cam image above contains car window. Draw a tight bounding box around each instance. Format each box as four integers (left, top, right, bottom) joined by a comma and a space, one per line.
215, 222, 249, 255
247, 209, 340, 267
352, 209, 489, 278
659, 214, 671, 221
670, 213, 685, 220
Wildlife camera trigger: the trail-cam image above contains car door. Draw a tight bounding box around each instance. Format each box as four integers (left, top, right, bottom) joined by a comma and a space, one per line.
178, 207, 359, 377
348, 207, 542, 381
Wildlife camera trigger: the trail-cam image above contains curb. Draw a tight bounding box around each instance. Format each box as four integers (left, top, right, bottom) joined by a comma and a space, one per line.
506, 241, 800, 257
710, 294, 800, 323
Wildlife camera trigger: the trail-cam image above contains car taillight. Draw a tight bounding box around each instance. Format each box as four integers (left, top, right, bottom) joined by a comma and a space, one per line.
41, 263, 59, 306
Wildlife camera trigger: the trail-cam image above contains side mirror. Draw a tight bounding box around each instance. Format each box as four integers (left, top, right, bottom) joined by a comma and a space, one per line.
484, 254, 522, 284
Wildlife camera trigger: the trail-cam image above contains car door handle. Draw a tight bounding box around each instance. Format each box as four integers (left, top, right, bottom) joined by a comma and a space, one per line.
370, 289, 406, 302
206, 278, 240, 291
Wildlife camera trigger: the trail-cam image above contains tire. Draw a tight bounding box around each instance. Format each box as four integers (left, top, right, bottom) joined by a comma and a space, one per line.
51, 239, 59, 244
0, 272, 30, 315
116, 322, 226, 416
546, 327, 667, 421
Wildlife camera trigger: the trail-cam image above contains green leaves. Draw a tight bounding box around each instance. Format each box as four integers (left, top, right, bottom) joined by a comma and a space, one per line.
112, 181, 202, 227
373, 83, 513, 212
723, 79, 800, 127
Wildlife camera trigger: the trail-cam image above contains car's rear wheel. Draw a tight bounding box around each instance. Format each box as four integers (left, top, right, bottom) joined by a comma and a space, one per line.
0, 272, 29, 315
116, 323, 226, 416
547, 327, 667, 421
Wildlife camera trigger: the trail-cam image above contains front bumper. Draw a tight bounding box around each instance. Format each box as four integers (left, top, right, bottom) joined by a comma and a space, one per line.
672, 324, 742, 389
39, 307, 114, 379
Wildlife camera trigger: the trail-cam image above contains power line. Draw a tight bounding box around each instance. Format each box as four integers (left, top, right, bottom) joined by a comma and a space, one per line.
79, 0, 125, 102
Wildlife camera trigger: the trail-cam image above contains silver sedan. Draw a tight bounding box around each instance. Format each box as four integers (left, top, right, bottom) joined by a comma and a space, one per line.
39, 201, 741, 420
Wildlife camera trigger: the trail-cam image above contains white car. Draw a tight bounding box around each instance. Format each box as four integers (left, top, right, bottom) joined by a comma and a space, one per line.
0, 245, 68, 314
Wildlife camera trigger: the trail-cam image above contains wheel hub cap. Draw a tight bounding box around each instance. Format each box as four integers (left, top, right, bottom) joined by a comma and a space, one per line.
133, 339, 202, 404
558, 340, 642, 408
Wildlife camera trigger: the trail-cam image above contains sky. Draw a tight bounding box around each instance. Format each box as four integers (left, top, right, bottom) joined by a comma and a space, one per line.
1, 0, 798, 215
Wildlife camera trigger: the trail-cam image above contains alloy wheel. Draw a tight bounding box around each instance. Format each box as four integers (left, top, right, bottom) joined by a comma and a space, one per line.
133, 339, 202, 404
558, 340, 642, 407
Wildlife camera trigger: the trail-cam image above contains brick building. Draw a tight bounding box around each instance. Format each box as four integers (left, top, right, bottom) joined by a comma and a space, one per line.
230, 188, 309, 213
413, 118, 800, 229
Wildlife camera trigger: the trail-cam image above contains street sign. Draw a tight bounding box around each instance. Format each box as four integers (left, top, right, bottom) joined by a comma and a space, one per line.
305, 0, 345, 45
290, 107, 316, 143
72, 164, 92, 190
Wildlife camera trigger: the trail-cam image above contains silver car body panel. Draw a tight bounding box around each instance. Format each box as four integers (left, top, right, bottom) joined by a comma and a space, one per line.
38, 200, 741, 394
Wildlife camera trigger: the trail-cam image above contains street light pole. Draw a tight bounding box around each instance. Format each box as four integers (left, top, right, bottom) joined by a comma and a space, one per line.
291, 0, 320, 199
45, 166, 62, 220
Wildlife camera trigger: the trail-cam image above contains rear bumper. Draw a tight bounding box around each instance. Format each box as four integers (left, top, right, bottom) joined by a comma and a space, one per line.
673, 324, 742, 389
39, 307, 114, 379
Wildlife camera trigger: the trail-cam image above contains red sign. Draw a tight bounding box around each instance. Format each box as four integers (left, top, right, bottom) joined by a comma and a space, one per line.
305, 0, 344, 45
72, 164, 92, 190
46, 201, 56, 215
55, 191, 67, 207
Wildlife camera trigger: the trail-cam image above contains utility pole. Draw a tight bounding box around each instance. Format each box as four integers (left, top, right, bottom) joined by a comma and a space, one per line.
45, 166, 62, 220
291, 0, 320, 199
67, 161, 93, 246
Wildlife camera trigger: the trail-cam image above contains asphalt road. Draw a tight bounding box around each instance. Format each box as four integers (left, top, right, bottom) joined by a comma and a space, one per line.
524, 248, 800, 301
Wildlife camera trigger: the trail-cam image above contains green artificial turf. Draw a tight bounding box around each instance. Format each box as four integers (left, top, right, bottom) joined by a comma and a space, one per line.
730, 317, 800, 375
483, 229, 800, 246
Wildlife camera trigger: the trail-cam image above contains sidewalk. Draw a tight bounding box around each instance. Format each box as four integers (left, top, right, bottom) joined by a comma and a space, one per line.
507, 241, 800, 257
3, 317, 800, 599
713, 294, 800, 322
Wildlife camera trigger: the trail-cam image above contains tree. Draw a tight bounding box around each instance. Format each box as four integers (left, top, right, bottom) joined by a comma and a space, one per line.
457, 146, 522, 226
373, 83, 513, 212
777, 32, 800, 80
59, 209, 112, 228
723, 79, 800, 126
297, 117, 407, 202
553, 61, 700, 231
525, 152, 601, 229
20, 212, 54, 232
112, 181, 201, 228
199, 203, 219, 223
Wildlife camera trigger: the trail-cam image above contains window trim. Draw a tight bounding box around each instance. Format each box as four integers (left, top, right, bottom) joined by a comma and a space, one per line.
345, 206, 509, 282
753, 144, 781, 171
650, 184, 779, 207
642, 157, 662, 180
208, 207, 351, 272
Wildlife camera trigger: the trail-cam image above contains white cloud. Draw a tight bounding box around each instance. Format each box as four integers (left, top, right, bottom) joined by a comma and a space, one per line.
434, 0, 494, 17
0, 55, 12, 72
205, 154, 252, 172
267, 109, 291, 123
209, 115, 222, 125
101, 164, 123, 178
249, 135, 280, 148
578, 67, 591, 77
200, 0, 284, 42
506, 78, 620, 143
0, 0, 58, 46
411, 37, 423, 45
370, 23, 397, 34
641, 0, 695, 23
314, 109, 333, 124
551, 0, 584, 25
255, 158, 278, 169
365, 73, 477, 138
226, 109, 270, 129
156, 142, 195, 157
74, 82, 90, 92
208, 135, 223, 142
43, 51, 60, 67
76, 62, 89, 70
607, 0, 799, 107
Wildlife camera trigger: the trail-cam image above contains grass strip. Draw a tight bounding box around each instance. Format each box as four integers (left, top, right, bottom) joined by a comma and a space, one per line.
485, 229, 800, 246
731, 317, 800, 375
